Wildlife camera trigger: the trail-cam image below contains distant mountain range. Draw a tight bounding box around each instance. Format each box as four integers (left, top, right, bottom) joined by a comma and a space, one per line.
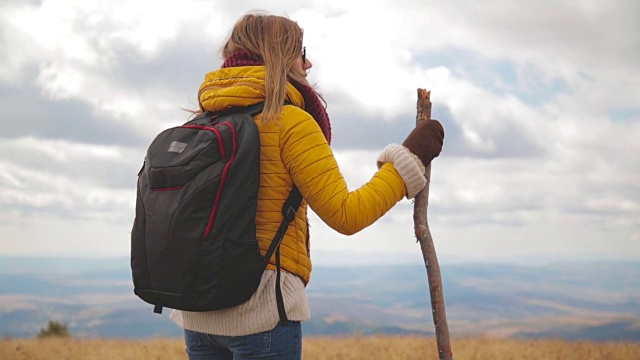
0, 256, 638, 341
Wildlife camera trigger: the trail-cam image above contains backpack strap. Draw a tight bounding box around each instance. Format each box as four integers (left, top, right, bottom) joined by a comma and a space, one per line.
241, 101, 299, 325
264, 186, 303, 326
240, 102, 266, 116
238, 101, 301, 326
242, 102, 301, 325
187, 102, 266, 126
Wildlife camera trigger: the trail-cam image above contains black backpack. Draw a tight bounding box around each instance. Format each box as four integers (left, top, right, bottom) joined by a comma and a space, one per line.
131, 103, 301, 323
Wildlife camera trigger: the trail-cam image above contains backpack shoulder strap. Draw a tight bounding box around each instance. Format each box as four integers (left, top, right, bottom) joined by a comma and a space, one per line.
238, 102, 265, 117
263, 186, 302, 262
185, 102, 266, 126
238, 101, 297, 325
263, 186, 303, 326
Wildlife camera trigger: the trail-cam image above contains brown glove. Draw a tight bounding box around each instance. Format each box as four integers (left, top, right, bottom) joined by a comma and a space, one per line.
402, 119, 444, 168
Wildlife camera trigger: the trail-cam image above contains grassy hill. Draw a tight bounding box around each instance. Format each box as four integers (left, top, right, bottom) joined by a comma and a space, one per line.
1, 336, 639, 360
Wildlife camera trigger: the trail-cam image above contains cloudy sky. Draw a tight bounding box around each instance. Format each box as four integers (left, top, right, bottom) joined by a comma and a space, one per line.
0, 0, 638, 266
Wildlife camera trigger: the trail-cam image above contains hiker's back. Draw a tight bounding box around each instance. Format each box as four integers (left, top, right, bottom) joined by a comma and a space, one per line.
252, 105, 315, 280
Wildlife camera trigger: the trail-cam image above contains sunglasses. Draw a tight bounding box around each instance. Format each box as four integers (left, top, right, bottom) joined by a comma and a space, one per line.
301, 46, 306, 64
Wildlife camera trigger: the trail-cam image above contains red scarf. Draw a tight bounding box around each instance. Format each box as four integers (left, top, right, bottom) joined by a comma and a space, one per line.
221, 50, 332, 144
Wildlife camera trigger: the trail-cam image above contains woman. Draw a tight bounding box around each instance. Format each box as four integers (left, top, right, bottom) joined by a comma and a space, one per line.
170, 12, 444, 359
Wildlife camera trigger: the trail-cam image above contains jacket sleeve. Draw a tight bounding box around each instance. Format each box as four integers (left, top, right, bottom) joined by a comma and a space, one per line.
280, 106, 407, 235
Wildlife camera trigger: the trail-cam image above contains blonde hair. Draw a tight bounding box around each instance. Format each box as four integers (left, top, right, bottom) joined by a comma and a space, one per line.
220, 12, 312, 121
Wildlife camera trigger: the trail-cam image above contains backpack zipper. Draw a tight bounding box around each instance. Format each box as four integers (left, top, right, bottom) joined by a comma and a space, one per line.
202, 122, 238, 237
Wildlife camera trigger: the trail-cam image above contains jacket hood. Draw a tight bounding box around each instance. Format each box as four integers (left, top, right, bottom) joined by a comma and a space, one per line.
198, 66, 305, 113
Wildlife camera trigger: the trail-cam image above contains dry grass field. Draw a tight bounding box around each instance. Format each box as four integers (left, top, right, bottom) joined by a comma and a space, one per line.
1, 336, 639, 360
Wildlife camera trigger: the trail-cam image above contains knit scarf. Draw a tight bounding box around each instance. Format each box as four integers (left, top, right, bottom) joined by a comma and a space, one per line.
221, 50, 332, 144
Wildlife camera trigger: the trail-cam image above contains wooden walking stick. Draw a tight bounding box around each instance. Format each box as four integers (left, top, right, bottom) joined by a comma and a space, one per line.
414, 89, 453, 360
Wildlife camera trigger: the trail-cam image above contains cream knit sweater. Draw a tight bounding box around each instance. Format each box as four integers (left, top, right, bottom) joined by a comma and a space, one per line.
170, 270, 309, 336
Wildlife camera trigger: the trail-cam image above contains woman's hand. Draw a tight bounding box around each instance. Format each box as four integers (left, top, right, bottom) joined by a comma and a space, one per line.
402, 120, 444, 168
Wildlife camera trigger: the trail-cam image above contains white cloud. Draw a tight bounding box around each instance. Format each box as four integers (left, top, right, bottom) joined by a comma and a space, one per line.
2, 0, 232, 136
0, 138, 138, 228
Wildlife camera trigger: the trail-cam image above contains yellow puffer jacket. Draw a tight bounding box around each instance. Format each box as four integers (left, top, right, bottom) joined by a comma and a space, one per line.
199, 66, 407, 284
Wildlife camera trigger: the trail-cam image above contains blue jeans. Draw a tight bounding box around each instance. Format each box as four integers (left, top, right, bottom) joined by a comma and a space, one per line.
183, 321, 301, 360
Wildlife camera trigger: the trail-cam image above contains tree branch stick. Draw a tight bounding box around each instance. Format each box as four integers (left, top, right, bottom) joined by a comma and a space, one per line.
414, 88, 453, 360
